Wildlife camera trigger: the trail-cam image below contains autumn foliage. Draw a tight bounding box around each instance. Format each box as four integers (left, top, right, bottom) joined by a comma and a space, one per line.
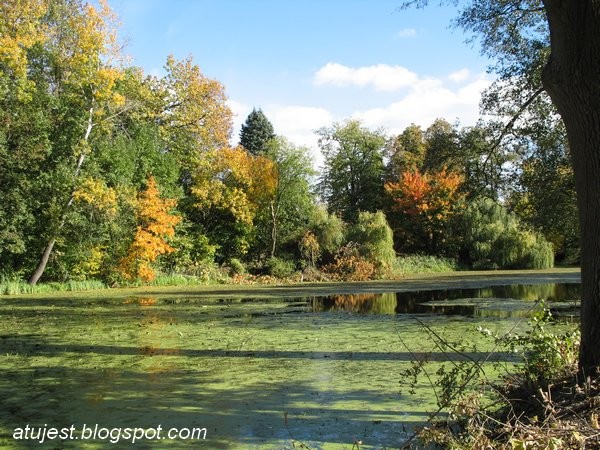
385, 168, 465, 254
119, 177, 181, 281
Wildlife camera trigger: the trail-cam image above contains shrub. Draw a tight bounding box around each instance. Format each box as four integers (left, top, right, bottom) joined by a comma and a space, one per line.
348, 211, 396, 271
324, 244, 376, 281
299, 231, 321, 267
227, 258, 246, 276
493, 303, 580, 387
395, 254, 458, 275
309, 206, 346, 260
265, 257, 296, 279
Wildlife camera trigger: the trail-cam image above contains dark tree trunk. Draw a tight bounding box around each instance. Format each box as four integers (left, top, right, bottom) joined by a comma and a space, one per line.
28, 239, 56, 285
542, 0, 600, 375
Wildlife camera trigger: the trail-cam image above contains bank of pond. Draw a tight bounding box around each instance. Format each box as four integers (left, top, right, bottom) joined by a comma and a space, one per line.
0, 271, 581, 448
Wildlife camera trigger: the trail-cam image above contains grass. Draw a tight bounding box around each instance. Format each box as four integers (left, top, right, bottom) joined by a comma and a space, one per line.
0, 277, 107, 295
395, 254, 459, 275
0, 273, 211, 296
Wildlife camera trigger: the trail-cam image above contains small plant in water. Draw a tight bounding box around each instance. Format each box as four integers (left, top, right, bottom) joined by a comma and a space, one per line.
486, 302, 580, 388
398, 301, 581, 449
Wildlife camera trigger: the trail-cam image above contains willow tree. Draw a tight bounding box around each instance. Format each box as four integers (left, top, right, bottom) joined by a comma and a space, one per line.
403, 0, 600, 374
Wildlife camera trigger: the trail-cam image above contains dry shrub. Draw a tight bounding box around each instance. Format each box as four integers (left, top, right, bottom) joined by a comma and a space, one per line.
323, 244, 376, 281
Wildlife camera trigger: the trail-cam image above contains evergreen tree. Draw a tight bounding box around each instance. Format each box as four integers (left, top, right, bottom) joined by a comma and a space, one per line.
239, 108, 276, 155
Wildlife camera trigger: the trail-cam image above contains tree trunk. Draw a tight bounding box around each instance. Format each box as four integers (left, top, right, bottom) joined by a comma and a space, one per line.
270, 202, 277, 258
542, 0, 600, 375
28, 238, 56, 285
28, 105, 94, 285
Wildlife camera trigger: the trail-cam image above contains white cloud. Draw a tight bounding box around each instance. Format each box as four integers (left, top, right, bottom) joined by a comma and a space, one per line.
448, 68, 471, 83
352, 76, 492, 134
265, 105, 334, 170
227, 99, 252, 145
314, 62, 419, 92
396, 28, 417, 38
228, 101, 333, 170
230, 66, 491, 172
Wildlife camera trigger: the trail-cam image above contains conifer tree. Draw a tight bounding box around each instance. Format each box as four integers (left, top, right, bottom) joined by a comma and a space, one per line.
239, 108, 275, 155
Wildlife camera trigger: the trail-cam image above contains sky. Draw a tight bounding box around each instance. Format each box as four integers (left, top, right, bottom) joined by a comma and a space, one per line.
108, 0, 493, 168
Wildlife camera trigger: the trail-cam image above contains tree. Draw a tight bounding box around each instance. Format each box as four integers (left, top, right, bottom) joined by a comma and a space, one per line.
191, 146, 277, 260
508, 121, 579, 263
259, 137, 316, 258
385, 168, 465, 255
239, 108, 276, 155
158, 55, 232, 177
462, 197, 554, 270
386, 123, 426, 181
119, 176, 181, 282
308, 206, 346, 263
318, 120, 387, 223
347, 211, 396, 271
402, 0, 600, 373
422, 118, 459, 173
15, 0, 126, 285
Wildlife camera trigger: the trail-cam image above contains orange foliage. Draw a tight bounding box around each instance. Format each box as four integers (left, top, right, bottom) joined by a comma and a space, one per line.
119, 176, 181, 282
323, 244, 376, 281
385, 167, 465, 252
385, 167, 464, 222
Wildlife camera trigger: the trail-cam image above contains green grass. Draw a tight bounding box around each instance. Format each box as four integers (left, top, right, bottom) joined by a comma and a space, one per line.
395, 254, 459, 275
0, 277, 107, 295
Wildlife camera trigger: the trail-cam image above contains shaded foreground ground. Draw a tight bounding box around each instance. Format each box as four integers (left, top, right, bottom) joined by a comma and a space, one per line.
0, 269, 581, 449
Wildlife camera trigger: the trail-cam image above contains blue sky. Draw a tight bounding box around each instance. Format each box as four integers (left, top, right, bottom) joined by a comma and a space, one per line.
109, 0, 492, 167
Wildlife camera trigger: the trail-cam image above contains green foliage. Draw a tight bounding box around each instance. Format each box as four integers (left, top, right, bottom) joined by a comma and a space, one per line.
462, 198, 554, 269
492, 304, 580, 387
395, 255, 458, 275
255, 137, 316, 258
385, 123, 426, 179
509, 123, 579, 263
0, 276, 106, 295
318, 120, 386, 222
422, 118, 459, 173
239, 108, 276, 155
227, 258, 246, 276
308, 206, 346, 260
265, 257, 296, 279
348, 211, 396, 271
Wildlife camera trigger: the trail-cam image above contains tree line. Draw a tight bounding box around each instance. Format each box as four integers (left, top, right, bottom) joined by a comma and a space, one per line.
0, 0, 578, 287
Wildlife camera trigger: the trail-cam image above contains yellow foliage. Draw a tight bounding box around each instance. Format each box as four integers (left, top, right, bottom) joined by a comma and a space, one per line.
71, 245, 104, 280
192, 146, 277, 227
72, 177, 117, 216
0, 0, 47, 95
119, 177, 181, 282
161, 55, 233, 155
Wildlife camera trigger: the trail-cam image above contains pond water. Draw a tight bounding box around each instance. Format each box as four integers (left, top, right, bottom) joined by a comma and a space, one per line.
0, 278, 580, 449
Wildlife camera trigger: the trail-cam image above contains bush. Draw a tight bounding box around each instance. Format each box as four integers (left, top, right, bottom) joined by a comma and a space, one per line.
324, 244, 376, 281
265, 257, 296, 279
493, 303, 580, 387
227, 258, 246, 276
309, 206, 346, 260
462, 198, 554, 269
348, 211, 396, 271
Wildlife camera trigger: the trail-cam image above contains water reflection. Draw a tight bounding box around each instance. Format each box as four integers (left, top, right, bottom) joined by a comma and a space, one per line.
311, 283, 581, 318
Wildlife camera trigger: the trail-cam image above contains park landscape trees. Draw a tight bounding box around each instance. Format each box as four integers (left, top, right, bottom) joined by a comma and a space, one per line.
0, 0, 587, 367
402, 0, 600, 379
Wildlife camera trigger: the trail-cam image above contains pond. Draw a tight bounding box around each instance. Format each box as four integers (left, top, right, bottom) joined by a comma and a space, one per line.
0, 272, 580, 449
